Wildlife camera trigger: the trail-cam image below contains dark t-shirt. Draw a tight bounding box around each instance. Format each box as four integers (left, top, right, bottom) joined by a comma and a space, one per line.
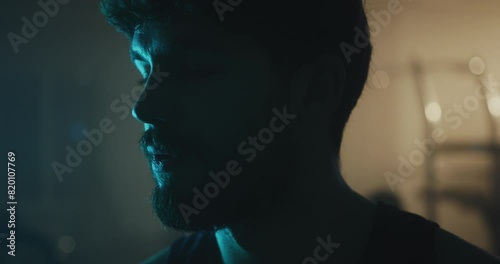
142, 202, 440, 264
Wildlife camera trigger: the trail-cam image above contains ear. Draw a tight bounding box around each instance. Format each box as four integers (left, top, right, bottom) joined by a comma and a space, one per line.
289, 53, 346, 122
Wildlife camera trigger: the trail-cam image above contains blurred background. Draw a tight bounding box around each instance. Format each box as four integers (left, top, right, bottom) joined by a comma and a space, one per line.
1, 0, 499, 263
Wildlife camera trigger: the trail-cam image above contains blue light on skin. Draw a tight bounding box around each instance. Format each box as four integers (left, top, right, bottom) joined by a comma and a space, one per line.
129, 14, 376, 264
215, 229, 258, 264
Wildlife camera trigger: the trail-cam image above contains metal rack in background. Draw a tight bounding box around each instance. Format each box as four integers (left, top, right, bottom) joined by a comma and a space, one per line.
411, 57, 500, 255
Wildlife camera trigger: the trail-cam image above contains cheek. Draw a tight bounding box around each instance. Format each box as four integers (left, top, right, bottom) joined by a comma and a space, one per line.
180, 73, 277, 161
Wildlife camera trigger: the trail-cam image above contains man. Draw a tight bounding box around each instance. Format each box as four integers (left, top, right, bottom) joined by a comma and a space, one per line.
100, 0, 500, 263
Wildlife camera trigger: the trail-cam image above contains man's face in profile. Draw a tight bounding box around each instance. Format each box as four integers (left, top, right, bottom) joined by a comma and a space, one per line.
133, 14, 298, 232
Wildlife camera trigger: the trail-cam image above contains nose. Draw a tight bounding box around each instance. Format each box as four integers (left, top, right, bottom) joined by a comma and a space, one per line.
132, 77, 165, 124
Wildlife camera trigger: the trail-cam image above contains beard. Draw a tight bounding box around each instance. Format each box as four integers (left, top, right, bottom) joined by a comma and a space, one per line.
144, 109, 299, 232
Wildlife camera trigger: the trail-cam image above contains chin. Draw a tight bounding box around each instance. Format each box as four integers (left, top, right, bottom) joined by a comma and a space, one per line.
151, 184, 237, 232
149, 138, 297, 232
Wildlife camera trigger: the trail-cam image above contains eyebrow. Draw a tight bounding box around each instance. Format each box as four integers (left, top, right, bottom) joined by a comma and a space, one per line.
129, 36, 228, 63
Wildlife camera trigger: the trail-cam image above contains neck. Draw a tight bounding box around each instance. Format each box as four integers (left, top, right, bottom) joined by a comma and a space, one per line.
215, 153, 376, 264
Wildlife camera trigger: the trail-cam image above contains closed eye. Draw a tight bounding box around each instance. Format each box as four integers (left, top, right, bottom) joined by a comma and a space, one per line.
136, 69, 221, 86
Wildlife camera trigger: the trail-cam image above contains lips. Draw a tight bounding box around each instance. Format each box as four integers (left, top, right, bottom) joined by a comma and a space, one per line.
147, 146, 179, 172
147, 146, 178, 157
154, 154, 171, 160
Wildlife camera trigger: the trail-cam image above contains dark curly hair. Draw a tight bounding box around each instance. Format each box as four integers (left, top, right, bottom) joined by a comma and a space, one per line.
100, 0, 372, 155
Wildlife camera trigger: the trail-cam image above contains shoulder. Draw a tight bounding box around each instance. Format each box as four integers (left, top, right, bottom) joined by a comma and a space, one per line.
140, 232, 219, 264
435, 228, 500, 264
140, 247, 172, 264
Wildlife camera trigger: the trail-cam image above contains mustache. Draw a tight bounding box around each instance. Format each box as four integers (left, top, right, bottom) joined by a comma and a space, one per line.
139, 128, 179, 158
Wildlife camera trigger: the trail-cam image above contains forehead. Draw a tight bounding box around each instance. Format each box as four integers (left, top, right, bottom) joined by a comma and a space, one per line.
129, 15, 238, 61
128, 13, 275, 80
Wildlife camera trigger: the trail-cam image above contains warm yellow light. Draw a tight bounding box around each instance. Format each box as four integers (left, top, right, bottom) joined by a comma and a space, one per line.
487, 96, 500, 117
469, 57, 485, 75
425, 102, 442, 122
